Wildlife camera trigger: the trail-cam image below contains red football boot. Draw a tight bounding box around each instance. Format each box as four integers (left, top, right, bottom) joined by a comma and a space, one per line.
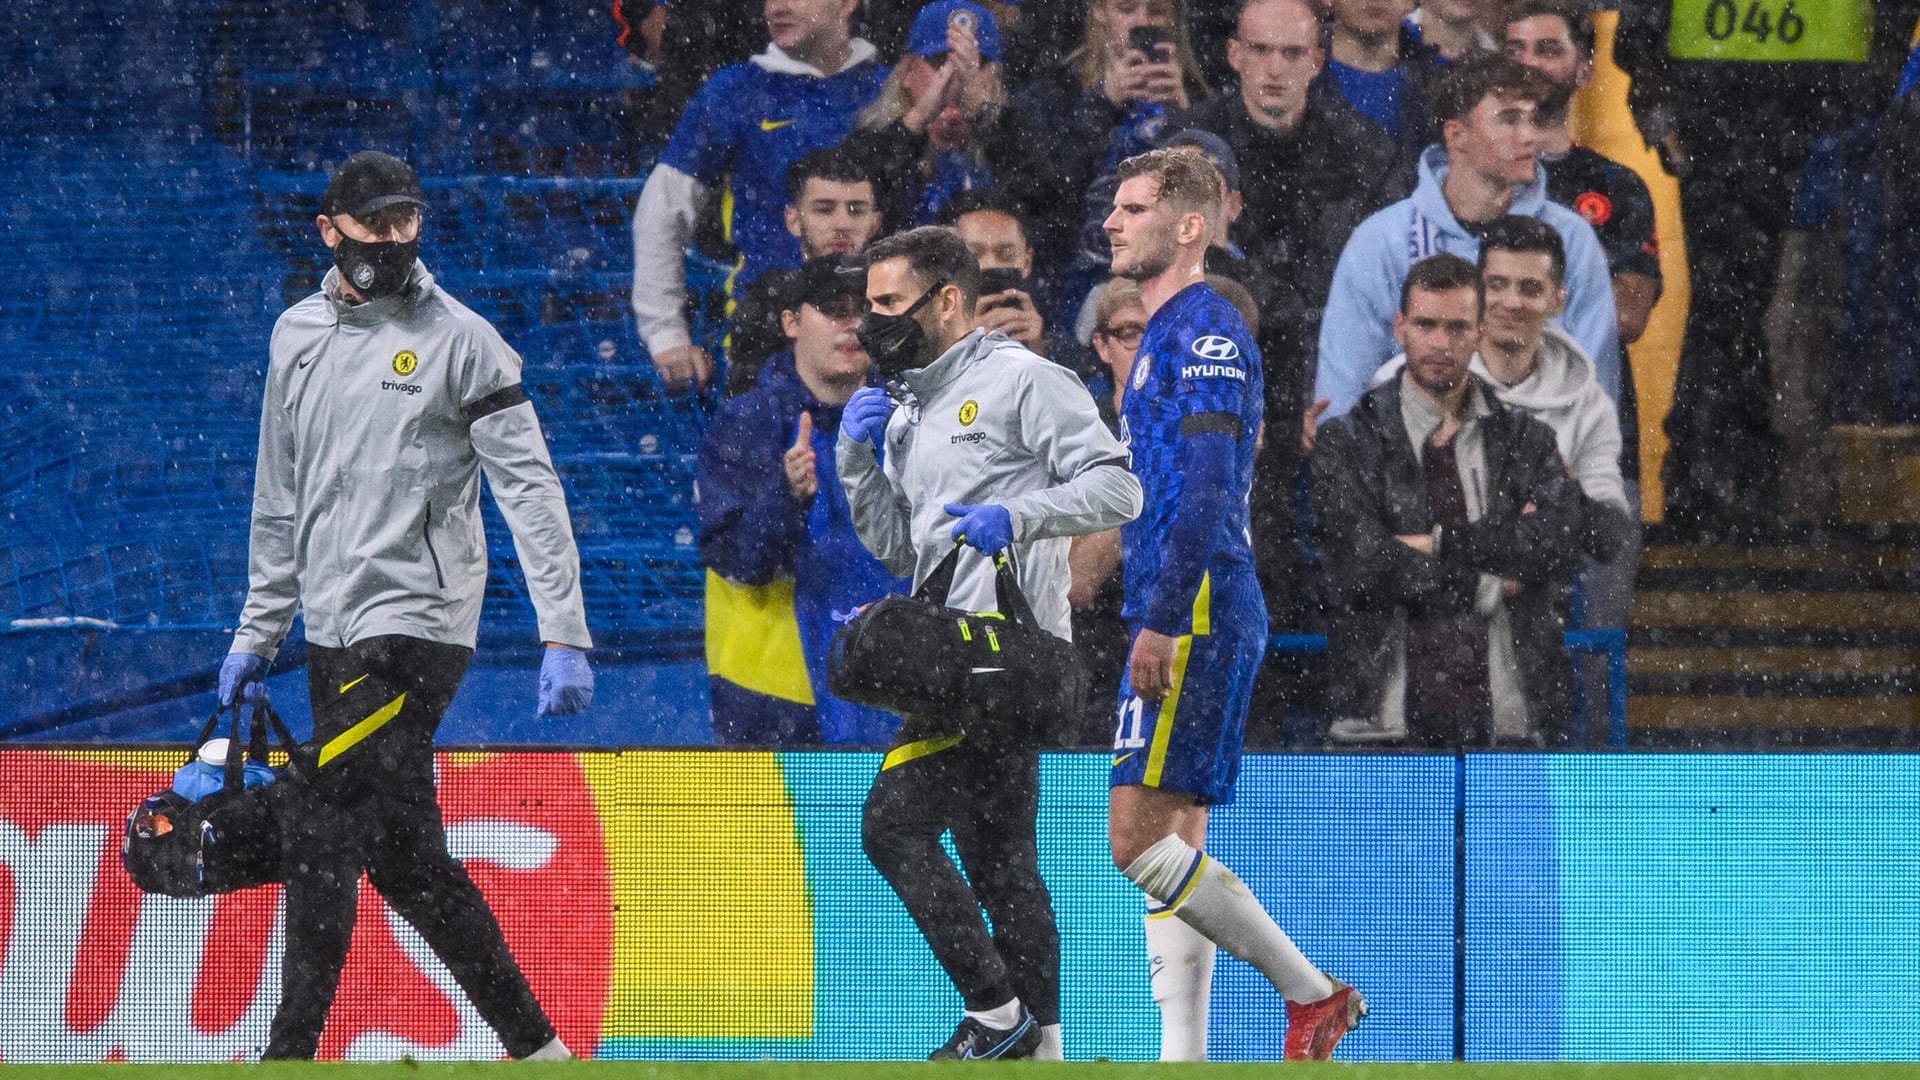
1283, 976, 1367, 1060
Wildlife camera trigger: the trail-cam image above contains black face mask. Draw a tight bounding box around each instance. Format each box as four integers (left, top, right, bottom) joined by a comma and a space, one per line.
857, 278, 946, 378
332, 231, 418, 299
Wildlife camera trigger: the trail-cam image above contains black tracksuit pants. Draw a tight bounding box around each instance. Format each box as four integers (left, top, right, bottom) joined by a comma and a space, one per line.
264, 635, 555, 1060
861, 715, 1060, 1027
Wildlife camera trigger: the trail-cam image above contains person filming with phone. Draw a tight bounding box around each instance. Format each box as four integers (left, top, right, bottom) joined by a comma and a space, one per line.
942, 191, 1064, 362
1008, 0, 1211, 273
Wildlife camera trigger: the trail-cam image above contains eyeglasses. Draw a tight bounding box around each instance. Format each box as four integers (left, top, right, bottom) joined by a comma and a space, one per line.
1098, 323, 1145, 346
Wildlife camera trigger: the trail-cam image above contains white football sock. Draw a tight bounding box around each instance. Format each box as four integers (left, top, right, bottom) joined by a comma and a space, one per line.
1034, 1023, 1064, 1060
1123, 833, 1333, 1004
964, 996, 1023, 1030
523, 1036, 572, 1061
1145, 902, 1214, 1061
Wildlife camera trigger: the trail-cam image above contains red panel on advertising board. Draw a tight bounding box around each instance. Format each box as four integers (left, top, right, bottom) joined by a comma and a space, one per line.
0, 750, 613, 1062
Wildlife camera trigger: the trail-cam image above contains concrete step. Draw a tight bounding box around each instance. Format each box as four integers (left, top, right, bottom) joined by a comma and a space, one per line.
1631, 695, 1920, 732
1632, 590, 1920, 631
1834, 424, 1920, 525
1626, 540, 1919, 740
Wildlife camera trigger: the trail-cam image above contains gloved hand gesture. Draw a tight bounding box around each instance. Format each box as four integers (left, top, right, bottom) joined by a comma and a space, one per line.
841, 386, 897, 447
945, 503, 1013, 554
218, 653, 268, 707
538, 646, 595, 716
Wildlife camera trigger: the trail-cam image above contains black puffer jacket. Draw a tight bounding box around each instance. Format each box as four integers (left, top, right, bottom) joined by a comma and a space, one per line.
1309, 375, 1587, 741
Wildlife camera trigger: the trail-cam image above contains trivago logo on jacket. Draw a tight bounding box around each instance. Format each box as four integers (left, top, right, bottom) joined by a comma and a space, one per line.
0, 750, 611, 1062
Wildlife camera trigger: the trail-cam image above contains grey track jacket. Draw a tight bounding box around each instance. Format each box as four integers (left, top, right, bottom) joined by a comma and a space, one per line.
231, 263, 591, 659
837, 329, 1143, 640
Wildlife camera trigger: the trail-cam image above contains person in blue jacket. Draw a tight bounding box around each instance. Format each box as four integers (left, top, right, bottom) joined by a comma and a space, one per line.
697, 255, 908, 745
1314, 53, 1619, 424
632, 0, 888, 392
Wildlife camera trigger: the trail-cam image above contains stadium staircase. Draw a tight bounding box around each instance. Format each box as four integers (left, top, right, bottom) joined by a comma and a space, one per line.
2, 0, 717, 737
1628, 529, 1920, 745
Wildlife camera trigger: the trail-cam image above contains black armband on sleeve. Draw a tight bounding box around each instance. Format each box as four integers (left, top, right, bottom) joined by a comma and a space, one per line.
1180, 411, 1244, 438
464, 384, 529, 423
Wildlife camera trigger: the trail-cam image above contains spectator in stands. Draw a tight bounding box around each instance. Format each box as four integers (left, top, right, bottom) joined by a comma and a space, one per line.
1470, 218, 1636, 739
944, 191, 1080, 367
1313, 255, 1585, 747
1405, 0, 1497, 63
1070, 278, 1150, 745
1322, 0, 1445, 171
1614, 0, 1919, 537
1765, 50, 1920, 488
1502, 0, 1658, 532
218, 150, 589, 1061
1315, 54, 1619, 424
726, 148, 882, 396
1504, 0, 1662, 348
698, 255, 908, 745
842, 0, 1015, 229
1007, 0, 1211, 274
1500, 0, 1651, 708
631, 0, 886, 392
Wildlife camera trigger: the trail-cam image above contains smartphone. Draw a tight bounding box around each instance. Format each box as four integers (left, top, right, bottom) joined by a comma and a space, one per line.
1128, 24, 1172, 59
978, 267, 1026, 297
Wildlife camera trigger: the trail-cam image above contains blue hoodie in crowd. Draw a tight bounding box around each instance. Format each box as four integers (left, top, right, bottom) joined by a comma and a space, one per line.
696, 353, 907, 746
1315, 144, 1621, 420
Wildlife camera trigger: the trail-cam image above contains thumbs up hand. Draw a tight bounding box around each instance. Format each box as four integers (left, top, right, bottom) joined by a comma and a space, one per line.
784, 411, 818, 500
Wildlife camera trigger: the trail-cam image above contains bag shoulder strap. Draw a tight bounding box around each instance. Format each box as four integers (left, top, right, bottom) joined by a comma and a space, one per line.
245, 700, 298, 765
990, 550, 1041, 630
188, 708, 224, 768
912, 543, 965, 606
222, 702, 247, 795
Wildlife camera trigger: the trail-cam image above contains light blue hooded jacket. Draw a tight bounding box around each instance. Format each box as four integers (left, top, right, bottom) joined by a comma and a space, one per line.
1314, 145, 1621, 420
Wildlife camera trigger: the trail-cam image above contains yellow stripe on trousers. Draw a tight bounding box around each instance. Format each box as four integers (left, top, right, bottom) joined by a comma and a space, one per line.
1143, 573, 1211, 788
881, 733, 966, 771
317, 693, 406, 768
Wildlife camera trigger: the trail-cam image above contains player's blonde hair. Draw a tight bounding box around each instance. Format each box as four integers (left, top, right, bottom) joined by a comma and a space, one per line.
1115, 147, 1226, 232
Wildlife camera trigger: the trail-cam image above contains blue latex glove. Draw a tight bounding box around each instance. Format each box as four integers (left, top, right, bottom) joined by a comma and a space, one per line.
945, 503, 1013, 554
218, 653, 268, 707
841, 386, 897, 447
538, 647, 595, 716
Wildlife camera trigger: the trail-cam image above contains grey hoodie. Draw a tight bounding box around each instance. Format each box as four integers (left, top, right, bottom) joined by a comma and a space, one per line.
1373, 325, 1627, 512
837, 329, 1143, 640
231, 262, 591, 659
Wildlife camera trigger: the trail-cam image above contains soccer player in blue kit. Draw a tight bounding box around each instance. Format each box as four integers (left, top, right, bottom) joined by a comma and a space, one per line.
1102, 148, 1366, 1062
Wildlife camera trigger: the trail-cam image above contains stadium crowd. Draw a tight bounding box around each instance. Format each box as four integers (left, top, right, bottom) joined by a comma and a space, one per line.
617, 0, 1920, 750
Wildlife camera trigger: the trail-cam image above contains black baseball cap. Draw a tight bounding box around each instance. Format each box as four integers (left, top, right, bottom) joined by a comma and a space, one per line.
785, 255, 868, 314
322, 150, 426, 218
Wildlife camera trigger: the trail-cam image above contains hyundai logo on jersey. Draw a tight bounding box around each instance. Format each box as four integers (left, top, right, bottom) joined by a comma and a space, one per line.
1190, 335, 1241, 362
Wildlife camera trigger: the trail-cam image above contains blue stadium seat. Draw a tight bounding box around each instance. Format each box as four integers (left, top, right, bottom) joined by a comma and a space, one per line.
3, 0, 708, 669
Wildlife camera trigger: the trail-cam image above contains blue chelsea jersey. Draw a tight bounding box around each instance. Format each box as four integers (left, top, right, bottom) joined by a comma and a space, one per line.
1118, 282, 1264, 626
658, 57, 888, 288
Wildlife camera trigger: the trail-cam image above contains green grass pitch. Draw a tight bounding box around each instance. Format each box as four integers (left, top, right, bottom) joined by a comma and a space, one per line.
10, 1065, 1920, 1079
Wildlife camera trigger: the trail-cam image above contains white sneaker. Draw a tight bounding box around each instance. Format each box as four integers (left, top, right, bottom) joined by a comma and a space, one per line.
1327, 716, 1405, 744
523, 1036, 573, 1061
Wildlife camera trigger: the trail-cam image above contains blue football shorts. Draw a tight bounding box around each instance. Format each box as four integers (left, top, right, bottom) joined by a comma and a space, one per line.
1110, 575, 1266, 805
